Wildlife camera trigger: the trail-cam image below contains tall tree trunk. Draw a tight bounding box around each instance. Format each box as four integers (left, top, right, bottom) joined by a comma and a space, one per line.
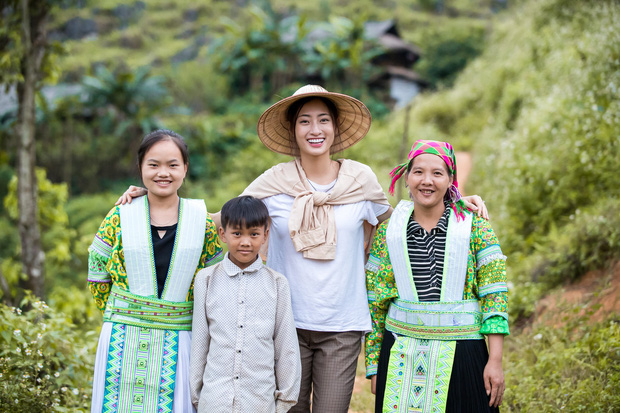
16, 0, 47, 299
0, 265, 14, 306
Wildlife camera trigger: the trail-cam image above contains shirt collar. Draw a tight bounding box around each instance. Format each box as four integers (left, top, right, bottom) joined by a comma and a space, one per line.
409, 203, 450, 234
435, 205, 450, 232
222, 252, 263, 277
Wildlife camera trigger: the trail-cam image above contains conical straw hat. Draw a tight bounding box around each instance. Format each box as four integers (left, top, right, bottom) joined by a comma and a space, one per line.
257, 85, 372, 156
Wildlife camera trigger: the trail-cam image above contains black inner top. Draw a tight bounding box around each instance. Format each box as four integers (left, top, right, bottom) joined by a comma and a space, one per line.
151, 224, 177, 298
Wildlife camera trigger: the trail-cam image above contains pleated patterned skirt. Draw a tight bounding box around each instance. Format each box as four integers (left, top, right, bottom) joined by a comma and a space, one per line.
90, 322, 196, 413
375, 331, 500, 413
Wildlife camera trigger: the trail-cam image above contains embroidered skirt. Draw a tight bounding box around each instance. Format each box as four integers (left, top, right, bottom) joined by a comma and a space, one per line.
375, 331, 500, 413
91, 322, 196, 413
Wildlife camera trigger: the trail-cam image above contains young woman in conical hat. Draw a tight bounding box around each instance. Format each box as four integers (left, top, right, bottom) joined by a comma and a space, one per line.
117, 86, 488, 411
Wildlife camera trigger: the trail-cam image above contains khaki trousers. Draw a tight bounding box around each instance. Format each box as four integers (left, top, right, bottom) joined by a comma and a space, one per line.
290, 329, 363, 413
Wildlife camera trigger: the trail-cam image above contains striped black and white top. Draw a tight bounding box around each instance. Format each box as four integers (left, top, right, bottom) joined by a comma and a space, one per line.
406, 205, 450, 302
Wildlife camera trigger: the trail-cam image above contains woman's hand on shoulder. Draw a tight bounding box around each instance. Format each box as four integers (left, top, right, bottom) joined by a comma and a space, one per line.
115, 186, 148, 205
462, 195, 488, 220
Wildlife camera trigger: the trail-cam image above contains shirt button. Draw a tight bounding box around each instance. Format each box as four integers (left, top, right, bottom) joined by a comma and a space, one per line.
239, 325, 243, 328
234, 376, 239, 380
239, 300, 244, 304
237, 350, 241, 353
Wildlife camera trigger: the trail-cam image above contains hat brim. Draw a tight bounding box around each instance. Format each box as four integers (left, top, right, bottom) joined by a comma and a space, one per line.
257, 91, 372, 156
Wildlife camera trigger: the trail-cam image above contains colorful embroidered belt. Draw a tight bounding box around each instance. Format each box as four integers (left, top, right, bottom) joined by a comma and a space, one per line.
103, 286, 193, 331
386, 299, 483, 340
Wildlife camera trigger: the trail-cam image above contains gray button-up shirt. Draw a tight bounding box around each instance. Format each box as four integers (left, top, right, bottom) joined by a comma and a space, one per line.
190, 254, 301, 413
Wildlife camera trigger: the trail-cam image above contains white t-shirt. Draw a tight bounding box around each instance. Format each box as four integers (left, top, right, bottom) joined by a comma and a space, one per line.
262, 180, 390, 332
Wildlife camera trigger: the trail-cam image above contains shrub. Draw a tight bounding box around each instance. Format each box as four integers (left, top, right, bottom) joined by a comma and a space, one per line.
504, 319, 620, 412
0, 294, 97, 412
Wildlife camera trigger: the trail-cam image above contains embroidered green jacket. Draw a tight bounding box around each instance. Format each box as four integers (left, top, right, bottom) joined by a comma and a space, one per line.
87, 205, 223, 313
365, 214, 509, 377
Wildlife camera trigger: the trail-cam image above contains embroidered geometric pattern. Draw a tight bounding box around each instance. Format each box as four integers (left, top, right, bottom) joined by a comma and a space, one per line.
157, 330, 178, 413
103, 324, 178, 412
103, 323, 126, 412
90, 234, 113, 259
103, 286, 194, 331
365, 253, 381, 274
87, 205, 223, 313
383, 336, 455, 413
88, 247, 111, 282
479, 282, 508, 296
476, 244, 505, 269
386, 317, 484, 340
385, 299, 483, 340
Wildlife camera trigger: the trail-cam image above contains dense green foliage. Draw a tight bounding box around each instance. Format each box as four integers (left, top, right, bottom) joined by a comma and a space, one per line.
0, 295, 96, 412
414, 21, 486, 88
436, 0, 619, 321
504, 317, 620, 412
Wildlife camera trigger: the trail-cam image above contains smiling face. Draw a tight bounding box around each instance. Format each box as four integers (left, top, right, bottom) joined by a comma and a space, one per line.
293, 99, 336, 158
405, 153, 453, 213
219, 224, 269, 269
140, 139, 188, 201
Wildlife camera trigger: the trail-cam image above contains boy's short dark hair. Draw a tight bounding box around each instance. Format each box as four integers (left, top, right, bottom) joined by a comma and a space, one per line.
221, 196, 270, 230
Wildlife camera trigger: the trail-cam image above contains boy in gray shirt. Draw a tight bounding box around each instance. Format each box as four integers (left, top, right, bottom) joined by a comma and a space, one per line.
190, 196, 301, 412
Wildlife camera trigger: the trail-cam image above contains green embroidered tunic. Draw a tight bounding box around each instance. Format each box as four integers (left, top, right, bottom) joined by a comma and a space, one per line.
87, 205, 223, 313
365, 213, 509, 378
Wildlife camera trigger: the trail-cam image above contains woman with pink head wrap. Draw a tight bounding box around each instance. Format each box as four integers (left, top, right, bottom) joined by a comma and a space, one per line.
365, 139, 508, 413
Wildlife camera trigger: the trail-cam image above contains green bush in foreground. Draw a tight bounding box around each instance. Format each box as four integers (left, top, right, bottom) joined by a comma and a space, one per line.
504, 319, 620, 412
0, 295, 97, 412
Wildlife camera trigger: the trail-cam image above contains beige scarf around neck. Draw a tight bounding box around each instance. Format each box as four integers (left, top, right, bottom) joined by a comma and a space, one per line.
242, 158, 390, 260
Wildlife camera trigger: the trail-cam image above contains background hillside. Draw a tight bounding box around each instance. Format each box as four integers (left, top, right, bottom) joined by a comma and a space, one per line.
0, 0, 618, 411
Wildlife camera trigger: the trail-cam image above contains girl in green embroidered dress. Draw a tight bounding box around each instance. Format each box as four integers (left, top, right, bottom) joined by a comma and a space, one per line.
88, 130, 223, 413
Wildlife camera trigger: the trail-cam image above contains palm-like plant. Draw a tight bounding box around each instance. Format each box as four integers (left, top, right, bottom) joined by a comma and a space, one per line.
209, 5, 311, 99
303, 15, 383, 91
82, 65, 168, 136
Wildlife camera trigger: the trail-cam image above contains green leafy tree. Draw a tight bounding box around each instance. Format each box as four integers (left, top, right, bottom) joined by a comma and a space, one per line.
209, 5, 311, 99
304, 15, 383, 91
1, 169, 73, 305
82, 65, 168, 137
0, 0, 60, 300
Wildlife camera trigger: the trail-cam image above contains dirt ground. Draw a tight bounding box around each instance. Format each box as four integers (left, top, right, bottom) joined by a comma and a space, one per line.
531, 260, 620, 329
